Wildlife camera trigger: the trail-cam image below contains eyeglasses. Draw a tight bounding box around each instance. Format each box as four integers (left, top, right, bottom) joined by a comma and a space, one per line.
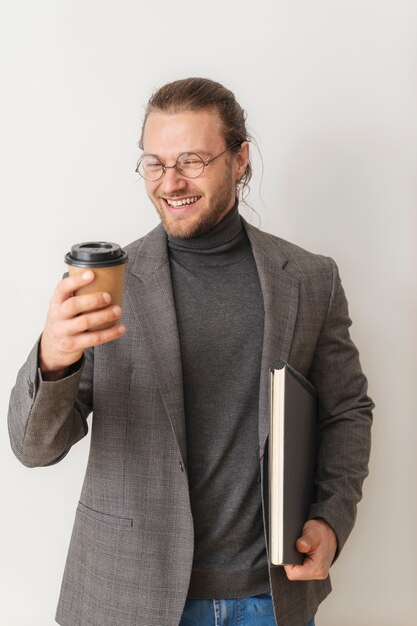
135, 141, 242, 182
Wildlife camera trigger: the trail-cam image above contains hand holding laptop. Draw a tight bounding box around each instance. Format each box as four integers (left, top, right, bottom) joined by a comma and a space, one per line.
284, 518, 337, 581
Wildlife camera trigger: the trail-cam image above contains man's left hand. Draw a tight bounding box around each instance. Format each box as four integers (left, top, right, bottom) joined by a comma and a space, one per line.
284, 518, 337, 581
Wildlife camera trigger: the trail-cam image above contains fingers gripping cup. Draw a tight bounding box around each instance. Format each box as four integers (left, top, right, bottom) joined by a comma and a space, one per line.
65, 242, 128, 331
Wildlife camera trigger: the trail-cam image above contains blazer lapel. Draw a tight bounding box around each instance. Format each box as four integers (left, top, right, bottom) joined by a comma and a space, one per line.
243, 220, 300, 455
126, 224, 187, 467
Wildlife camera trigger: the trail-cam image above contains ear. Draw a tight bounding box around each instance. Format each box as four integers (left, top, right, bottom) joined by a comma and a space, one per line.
234, 141, 249, 181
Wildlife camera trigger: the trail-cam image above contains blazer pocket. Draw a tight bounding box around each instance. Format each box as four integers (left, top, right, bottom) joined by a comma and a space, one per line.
77, 501, 133, 529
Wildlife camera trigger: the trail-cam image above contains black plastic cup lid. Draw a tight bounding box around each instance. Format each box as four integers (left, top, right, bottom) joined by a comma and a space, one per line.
65, 242, 128, 268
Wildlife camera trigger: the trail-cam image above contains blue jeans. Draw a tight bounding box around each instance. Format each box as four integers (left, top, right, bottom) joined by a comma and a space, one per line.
179, 593, 315, 626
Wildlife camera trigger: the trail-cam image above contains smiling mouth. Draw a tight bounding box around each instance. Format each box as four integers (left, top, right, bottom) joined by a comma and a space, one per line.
165, 195, 201, 208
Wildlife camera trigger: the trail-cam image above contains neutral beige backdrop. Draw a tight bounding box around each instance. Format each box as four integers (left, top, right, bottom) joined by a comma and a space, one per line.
1, 1, 416, 625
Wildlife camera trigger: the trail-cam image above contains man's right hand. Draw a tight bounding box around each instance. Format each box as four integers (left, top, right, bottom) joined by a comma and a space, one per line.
39, 270, 126, 380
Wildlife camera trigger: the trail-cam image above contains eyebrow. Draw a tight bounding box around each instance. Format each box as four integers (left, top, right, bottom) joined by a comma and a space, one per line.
143, 149, 212, 160
188, 149, 211, 158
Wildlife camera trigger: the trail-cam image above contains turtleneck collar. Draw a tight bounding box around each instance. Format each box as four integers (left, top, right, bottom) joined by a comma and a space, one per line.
167, 199, 242, 253
167, 200, 248, 268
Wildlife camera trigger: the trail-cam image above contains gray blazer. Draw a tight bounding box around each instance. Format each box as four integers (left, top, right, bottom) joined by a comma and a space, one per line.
8, 218, 373, 626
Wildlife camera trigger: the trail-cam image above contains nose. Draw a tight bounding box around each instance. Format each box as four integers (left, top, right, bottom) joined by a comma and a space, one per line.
160, 166, 188, 195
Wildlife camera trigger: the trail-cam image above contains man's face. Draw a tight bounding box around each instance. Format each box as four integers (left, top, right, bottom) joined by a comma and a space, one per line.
141, 108, 248, 238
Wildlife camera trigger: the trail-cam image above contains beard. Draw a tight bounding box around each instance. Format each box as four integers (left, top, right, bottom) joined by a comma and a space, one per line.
149, 167, 237, 239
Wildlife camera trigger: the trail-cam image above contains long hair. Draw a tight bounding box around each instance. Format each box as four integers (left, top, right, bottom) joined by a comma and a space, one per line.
139, 77, 252, 201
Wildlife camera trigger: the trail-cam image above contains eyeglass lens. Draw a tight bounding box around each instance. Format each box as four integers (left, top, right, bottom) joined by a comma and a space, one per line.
138, 153, 205, 181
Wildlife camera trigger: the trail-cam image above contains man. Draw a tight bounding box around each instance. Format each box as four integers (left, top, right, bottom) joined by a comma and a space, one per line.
8, 77, 373, 626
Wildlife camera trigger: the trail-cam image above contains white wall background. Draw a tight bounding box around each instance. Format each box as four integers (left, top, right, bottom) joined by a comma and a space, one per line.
1, 1, 416, 625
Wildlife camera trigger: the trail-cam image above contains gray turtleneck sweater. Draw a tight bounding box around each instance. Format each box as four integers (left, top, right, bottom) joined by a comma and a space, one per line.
167, 204, 270, 598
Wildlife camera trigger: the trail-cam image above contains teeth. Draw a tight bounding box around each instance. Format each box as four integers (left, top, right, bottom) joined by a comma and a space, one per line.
166, 196, 200, 207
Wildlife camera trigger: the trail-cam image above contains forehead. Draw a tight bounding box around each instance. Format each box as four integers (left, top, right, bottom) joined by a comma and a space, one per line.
142, 109, 225, 156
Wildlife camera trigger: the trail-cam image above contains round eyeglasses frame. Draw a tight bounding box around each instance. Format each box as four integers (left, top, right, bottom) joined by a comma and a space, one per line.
135, 141, 243, 181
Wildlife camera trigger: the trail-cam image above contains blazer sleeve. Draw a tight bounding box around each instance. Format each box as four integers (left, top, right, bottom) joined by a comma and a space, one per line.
307, 258, 374, 557
7, 336, 93, 468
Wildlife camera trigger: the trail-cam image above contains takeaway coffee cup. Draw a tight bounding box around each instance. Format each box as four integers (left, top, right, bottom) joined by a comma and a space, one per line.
65, 241, 128, 331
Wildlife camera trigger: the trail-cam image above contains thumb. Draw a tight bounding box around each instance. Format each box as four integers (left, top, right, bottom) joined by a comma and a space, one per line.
296, 535, 311, 553
296, 524, 319, 552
